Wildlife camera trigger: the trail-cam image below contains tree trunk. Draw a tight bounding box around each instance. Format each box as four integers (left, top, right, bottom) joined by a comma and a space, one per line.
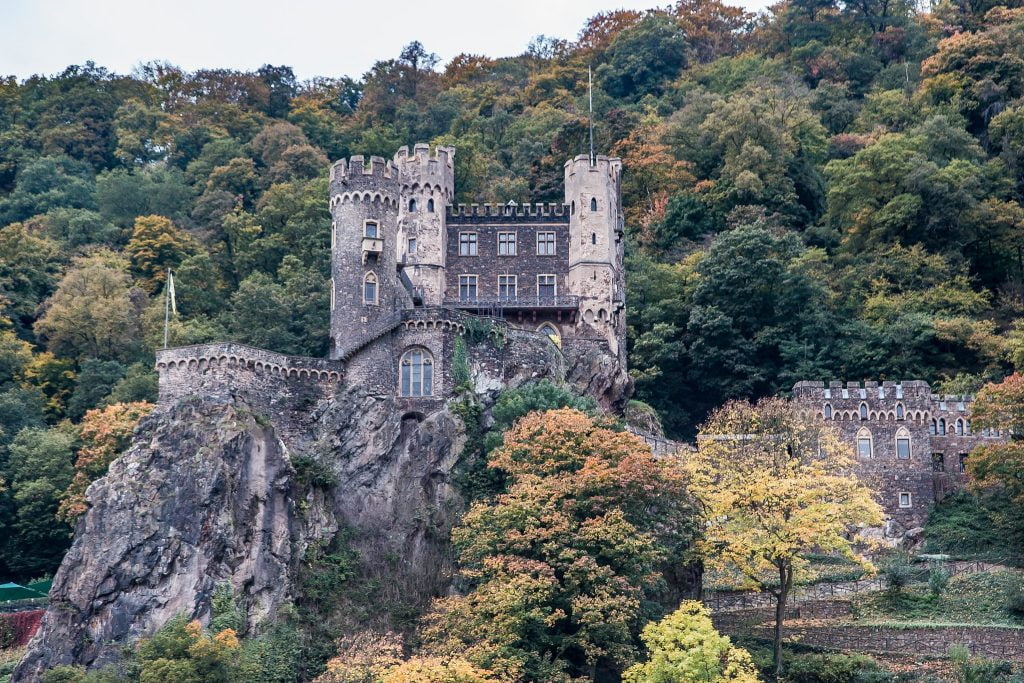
773, 563, 793, 679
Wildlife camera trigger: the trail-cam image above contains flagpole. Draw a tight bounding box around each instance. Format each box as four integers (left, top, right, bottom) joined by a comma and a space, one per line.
163, 267, 170, 350
588, 64, 595, 166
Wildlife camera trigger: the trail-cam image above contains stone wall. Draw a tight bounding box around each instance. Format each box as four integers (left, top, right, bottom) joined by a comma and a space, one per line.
792, 380, 1005, 526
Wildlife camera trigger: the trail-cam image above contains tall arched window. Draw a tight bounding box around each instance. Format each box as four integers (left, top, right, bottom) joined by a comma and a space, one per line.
363, 272, 378, 305
824, 403, 832, 419
571, 200, 576, 215
400, 348, 433, 397
427, 198, 435, 213
956, 418, 964, 435
895, 427, 911, 459
857, 427, 873, 458
330, 278, 335, 311
859, 403, 868, 420
930, 418, 937, 435
590, 197, 598, 211
896, 403, 905, 420
409, 198, 417, 212
938, 418, 946, 435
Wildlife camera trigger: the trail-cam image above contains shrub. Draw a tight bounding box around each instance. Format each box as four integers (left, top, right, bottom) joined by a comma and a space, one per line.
928, 563, 950, 597
880, 553, 914, 594
1004, 575, 1024, 620
782, 652, 885, 682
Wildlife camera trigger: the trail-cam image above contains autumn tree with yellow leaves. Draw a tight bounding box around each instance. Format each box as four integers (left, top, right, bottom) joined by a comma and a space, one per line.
688, 397, 882, 677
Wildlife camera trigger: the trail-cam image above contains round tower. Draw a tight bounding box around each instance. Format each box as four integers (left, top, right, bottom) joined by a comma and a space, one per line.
394, 143, 455, 306
328, 155, 404, 361
564, 154, 625, 356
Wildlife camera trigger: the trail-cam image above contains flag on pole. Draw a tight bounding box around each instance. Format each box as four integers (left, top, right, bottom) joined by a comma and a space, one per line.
167, 270, 177, 315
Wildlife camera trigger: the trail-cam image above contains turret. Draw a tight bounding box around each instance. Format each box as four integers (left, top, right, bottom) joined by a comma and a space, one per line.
564, 154, 625, 356
328, 155, 406, 360
395, 144, 455, 306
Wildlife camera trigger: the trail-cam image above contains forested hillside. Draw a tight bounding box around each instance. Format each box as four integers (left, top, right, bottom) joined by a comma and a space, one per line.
2, 0, 1024, 582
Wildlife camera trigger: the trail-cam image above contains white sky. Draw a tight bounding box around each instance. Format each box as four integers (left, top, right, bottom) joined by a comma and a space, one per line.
0, 0, 771, 82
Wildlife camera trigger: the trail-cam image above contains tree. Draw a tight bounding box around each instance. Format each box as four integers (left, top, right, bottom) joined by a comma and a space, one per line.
65, 358, 126, 420
0, 222, 63, 333
622, 601, 760, 683
688, 398, 882, 677
965, 374, 1024, 504
599, 14, 689, 100
422, 409, 698, 681
34, 251, 147, 363
125, 214, 197, 292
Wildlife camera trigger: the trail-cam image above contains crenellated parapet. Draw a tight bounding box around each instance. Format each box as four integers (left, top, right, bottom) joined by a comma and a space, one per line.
156, 343, 343, 405
329, 155, 401, 209
394, 143, 455, 197
446, 202, 570, 223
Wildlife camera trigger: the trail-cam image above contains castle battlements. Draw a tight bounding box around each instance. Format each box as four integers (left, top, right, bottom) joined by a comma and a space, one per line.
330, 155, 399, 183
564, 154, 623, 179
394, 143, 455, 168
446, 202, 570, 222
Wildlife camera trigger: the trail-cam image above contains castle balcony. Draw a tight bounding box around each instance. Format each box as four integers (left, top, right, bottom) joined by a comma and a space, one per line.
444, 295, 580, 312
362, 236, 384, 263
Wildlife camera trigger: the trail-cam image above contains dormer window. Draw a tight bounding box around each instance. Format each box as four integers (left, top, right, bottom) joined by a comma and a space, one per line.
364, 220, 379, 238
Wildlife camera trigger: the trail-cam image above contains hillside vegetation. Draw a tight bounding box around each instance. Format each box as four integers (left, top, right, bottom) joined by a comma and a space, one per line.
4, 0, 1024, 678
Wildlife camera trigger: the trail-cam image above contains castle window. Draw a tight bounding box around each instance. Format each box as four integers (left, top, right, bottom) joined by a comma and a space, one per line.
896, 403, 904, 420
409, 198, 417, 212
983, 427, 991, 437
331, 221, 336, 249
965, 420, 971, 435
537, 231, 556, 256
930, 419, 937, 435
363, 272, 378, 305
498, 275, 517, 301
571, 200, 576, 215
857, 428, 873, 458
898, 492, 912, 509
896, 427, 911, 459
939, 418, 946, 435
591, 232, 596, 245
956, 418, 964, 436
590, 197, 598, 212
400, 348, 433, 397
498, 232, 517, 256
959, 453, 968, 473
330, 278, 335, 311
459, 274, 478, 302
932, 453, 945, 472
538, 274, 556, 301
427, 198, 435, 213
459, 232, 478, 256
859, 403, 868, 420
824, 403, 832, 419
539, 323, 559, 342
364, 220, 378, 238
408, 238, 417, 255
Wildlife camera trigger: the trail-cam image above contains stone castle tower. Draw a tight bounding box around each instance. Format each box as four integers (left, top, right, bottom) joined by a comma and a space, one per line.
395, 144, 455, 307
565, 154, 625, 356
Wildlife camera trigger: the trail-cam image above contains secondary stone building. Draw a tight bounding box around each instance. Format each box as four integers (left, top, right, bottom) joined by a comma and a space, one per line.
792, 380, 1005, 528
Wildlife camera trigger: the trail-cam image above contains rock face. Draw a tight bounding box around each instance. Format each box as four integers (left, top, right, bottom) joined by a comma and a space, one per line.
15, 333, 630, 680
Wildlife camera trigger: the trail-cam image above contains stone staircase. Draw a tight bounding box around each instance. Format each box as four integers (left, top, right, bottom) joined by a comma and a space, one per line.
337, 311, 404, 362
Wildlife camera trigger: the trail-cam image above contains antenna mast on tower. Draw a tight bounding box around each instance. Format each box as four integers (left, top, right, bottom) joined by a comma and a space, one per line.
588, 64, 595, 166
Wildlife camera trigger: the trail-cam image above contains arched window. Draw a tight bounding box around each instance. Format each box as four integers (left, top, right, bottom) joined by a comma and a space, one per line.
895, 427, 911, 459
538, 323, 559, 342
824, 403, 832, 419
896, 403, 904, 420
409, 198, 417, 212
427, 198, 435, 213
965, 420, 971, 435
857, 427, 873, 458
590, 197, 598, 211
859, 403, 868, 420
938, 418, 946, 435
331, 221, 336, 249
330, 278, 335, 311
591, 232, 596, 245
956, 418, 964, 435
930, 418, 937, 435
400, 348, 433, 397
363, 272, 378, 305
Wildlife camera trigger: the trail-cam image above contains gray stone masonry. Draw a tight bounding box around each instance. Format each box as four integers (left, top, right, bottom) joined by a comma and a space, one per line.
793, 380, 1006, 527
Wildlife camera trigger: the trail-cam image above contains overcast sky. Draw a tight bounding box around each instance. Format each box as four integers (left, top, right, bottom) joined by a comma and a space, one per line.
1, 0, 771, 82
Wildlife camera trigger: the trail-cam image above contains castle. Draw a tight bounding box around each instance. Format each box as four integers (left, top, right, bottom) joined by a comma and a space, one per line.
155, 144, 627, 412
793, 380, 1004, 529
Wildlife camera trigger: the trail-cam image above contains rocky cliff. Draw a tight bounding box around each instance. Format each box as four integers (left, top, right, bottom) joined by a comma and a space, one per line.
15, 333, 629, 680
